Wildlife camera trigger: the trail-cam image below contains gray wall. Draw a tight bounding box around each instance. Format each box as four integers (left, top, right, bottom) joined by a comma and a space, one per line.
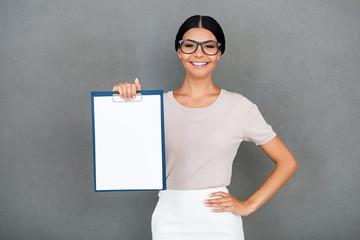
1, 0, 359, 239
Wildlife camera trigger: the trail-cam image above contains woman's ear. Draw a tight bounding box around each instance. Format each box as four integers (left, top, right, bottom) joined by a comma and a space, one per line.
216, 52, 221, 61
177, 49, 182, 59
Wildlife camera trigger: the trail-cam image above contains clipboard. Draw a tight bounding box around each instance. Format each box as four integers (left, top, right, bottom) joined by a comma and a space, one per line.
91, 90, 166, 192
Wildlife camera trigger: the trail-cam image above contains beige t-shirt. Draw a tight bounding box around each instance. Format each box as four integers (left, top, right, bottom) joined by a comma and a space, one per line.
164, 88, 277, 190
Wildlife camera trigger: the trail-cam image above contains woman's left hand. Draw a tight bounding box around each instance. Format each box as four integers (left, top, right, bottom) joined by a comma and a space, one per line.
204, 191, 256, 216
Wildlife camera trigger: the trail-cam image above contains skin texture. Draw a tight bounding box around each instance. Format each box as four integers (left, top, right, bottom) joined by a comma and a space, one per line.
113, 27, 298, 216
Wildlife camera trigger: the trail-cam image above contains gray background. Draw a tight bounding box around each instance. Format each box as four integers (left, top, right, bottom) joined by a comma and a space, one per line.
1, 0, 359, 239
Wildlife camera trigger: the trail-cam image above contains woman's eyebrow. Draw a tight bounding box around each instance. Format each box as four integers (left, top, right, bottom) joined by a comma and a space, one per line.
185, 39, 215, 42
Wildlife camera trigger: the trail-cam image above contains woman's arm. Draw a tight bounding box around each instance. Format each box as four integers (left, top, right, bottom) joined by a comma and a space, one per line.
205, 136, 298, 216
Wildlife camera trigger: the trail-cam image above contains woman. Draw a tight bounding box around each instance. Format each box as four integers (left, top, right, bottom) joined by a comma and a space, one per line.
113, 15, 298, 240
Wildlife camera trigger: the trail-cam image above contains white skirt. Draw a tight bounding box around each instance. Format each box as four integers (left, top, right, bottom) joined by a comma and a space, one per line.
151, 187, 244, 240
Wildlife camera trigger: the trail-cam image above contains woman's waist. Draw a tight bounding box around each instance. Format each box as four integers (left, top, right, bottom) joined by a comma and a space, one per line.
158, 186, 228, 203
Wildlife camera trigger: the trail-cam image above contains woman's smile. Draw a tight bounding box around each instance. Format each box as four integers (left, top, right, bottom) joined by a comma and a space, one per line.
190, 61, 209, 68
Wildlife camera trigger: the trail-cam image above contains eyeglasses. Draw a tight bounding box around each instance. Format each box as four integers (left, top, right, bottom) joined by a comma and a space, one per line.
178, 39, 221, 56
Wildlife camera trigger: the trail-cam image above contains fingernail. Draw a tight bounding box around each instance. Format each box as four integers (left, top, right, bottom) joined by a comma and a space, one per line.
204, 200, 208, 203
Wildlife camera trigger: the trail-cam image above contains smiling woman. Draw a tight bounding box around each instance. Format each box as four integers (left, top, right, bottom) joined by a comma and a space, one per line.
112, 15, 298, 240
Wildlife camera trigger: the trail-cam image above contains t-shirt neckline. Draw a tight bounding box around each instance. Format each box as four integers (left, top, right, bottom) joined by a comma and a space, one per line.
168, 89, 225, 113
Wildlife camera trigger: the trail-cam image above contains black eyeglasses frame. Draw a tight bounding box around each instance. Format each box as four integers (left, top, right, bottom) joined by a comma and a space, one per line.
178, 39, 222, 56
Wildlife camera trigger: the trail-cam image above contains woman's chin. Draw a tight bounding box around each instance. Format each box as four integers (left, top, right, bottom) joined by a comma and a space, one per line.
186, 71, 212, 79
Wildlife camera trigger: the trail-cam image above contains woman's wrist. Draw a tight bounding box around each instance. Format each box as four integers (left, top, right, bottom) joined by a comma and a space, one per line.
241, 199, 259, 216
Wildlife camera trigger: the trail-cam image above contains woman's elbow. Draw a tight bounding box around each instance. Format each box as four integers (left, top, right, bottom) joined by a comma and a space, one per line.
288, 157, 299, 173
278, 156, 298, 174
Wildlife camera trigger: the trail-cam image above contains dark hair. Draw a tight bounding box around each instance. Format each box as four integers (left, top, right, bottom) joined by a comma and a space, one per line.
175, 15, 226, 55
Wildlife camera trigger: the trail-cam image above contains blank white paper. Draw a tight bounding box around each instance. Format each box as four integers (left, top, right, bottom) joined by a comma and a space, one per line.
93, 94, 164, 191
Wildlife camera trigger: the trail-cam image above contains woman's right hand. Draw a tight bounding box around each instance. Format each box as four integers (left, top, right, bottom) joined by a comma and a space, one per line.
112, 78, 142, 101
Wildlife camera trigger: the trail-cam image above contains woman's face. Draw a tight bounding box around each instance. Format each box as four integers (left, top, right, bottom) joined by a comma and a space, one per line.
177, 28, 221, 79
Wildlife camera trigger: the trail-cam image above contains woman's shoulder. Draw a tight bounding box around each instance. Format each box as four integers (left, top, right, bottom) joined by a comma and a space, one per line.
221, 89, 255, 107
163, 90, 173, 99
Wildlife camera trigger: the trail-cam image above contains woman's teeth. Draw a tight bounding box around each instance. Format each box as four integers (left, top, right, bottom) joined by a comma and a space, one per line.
191, 62, 208, 66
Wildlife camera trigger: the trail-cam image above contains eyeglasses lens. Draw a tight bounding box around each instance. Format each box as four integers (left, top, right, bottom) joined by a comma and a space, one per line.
181, 40, 197, 54
202, 41, 218, 55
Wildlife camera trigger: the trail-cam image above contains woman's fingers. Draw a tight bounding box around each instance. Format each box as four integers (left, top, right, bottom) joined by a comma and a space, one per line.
204, 191, 237, 212
206, 202, 235, 213
209, 191, 230, 198
205, 197, 231, 204
210, 206, 234, 213
121, 83, 128, 100
205, 197, 233, 207
118, 86, 124, 99
131, 83, 137, 99
111, 78, 141, 101
135, 78, 141, 90
126, 83, 132, 100
113, 84, 124, 99
204, 192, 253, 216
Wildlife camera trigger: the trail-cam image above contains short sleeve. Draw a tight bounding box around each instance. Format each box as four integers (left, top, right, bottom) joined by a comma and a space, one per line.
241, 98, 277, 145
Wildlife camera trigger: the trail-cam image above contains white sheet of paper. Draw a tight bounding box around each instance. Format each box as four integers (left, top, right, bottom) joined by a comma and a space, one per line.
93, 94, 164, 190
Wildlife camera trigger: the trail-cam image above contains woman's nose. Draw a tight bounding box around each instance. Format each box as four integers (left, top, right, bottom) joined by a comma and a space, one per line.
194, 44, 205, 56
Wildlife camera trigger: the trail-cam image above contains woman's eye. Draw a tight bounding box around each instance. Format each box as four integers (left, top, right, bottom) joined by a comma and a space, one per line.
205, 45, 216, 49
184, 44, 195, 48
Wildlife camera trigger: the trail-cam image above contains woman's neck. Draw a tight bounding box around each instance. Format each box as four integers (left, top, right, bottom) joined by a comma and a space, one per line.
174, 74, 220, 97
